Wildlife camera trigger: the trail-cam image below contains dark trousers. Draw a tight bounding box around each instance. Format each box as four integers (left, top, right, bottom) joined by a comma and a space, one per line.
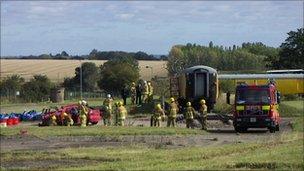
136, 93, 142, 105
122, 96, 127, 105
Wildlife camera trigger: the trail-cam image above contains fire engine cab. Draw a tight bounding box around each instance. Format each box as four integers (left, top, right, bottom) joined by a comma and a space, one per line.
233, 83, 281, 133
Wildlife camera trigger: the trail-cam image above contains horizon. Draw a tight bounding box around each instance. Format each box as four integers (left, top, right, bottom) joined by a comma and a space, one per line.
1, 1, 303, 56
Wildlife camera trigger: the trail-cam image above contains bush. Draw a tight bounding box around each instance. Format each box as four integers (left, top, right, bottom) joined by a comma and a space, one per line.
219, 80, 235, 93
21, 75, 53, 102
98, 57, 140, 94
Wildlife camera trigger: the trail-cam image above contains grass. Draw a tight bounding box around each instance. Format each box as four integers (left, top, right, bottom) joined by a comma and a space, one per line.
0, 126, 206, 137
279, 100, 303, 117
0, 99, 303, 170
1, 133, 302, 170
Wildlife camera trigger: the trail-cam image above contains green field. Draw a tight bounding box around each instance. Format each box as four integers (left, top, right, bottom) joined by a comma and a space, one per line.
0, 99, 303, 170
1, 132, 302, 170
0, 126, 205, 137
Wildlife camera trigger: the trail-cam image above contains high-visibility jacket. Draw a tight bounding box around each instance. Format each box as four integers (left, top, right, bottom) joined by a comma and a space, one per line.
169, 102, 178, 118
199, 104, 208, 117
185, 107, 195, 119
154, 108, 164, 120
130, 86, 136, 96
103, 98, 113, 110
80, 105, 88, 116
148, 85, 153, 96
118, 106, 127, 120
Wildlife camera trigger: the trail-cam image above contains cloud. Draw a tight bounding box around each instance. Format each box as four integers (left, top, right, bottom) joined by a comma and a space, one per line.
117, 13, 135, 20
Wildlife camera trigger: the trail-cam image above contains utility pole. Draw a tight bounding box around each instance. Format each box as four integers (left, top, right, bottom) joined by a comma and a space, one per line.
80, 60, 83, 100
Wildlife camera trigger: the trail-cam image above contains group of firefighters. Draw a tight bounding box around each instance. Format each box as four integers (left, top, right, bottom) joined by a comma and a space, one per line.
49, 80, 208, 130
151, 97, 208, 130
102, 93, 208, 130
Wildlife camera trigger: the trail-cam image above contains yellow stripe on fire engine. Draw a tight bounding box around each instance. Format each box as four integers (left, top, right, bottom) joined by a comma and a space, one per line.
236, 106, 245, 111
262, 105, 271, 110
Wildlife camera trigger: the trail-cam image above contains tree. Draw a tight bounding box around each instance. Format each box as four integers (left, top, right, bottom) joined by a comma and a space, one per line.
98, 57, 139, 94
209, 41, 214, 48
61, 51, 69, 57
74, 62, 99, 92
0, 75, 24, 98
21, 75, 53, 102
275, 28, 304, 69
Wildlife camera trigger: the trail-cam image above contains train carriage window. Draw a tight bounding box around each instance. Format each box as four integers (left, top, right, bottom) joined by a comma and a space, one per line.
195, 72, 207, 97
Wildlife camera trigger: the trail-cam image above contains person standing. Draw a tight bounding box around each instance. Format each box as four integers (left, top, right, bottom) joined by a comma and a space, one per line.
117, 101, 127, 126
136, 82, 142, 105
103, 94, 113, 126
121, 85, 129, 105
199, 99, 208, 130
142, 81, 149, 103
167, 97, 179, 127
152, 104, 165, 127
130, 82, 136, 105
185, 102, 195, 128
79, 100, 88, 127
147, 81, 154, 103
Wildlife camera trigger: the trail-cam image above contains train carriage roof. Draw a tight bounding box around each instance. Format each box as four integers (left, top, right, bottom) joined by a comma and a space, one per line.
182, 65, 217, 74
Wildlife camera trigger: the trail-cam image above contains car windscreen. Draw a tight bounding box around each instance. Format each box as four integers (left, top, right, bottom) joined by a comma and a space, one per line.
236, 89, 270, 104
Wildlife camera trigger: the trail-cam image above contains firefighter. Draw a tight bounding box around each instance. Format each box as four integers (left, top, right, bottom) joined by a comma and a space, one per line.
185, 102, 195, 128
113, 102, 119, 126
50, 113, 57, 126
199, 99, 208, 130
147, 81, 154, 103
63, 112, 74, 126
130, 82, 136, 105
142, 81, 149, 103
103, 94, 113, 126
117, 101, 127, 126
152, 104, 165, 127
167, 97, 178, 127
79, 100, 88, 127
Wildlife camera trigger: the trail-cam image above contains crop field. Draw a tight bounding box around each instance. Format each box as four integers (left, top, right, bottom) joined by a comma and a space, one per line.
0, 59, 168, 82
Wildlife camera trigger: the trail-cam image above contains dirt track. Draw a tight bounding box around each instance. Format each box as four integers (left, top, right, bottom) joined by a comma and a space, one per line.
0, 118, 293, 152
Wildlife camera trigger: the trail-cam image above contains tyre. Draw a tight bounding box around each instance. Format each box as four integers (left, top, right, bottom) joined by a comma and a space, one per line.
91, 122, 98, 125
275, 124, 280, 131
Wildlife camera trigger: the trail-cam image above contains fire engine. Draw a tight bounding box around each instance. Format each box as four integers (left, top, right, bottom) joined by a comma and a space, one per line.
232, 83, 281, 133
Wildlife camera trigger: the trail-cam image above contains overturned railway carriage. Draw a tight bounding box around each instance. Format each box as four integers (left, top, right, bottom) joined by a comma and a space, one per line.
170, 66, 219, 111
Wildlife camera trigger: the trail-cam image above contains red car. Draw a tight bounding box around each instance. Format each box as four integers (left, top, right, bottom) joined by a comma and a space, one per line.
40, 104, 102, 126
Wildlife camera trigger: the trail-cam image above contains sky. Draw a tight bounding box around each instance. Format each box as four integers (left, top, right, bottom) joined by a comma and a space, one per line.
1, 1, 303, 56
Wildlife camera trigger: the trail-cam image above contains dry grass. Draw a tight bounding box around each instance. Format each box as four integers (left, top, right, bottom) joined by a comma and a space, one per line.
0, 59, 168, 82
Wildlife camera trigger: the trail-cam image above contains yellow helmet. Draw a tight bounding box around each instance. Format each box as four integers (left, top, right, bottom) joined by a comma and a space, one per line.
132, 82, 135, 86
156, 104, 162, 109
170, 97, 175, 103
186, 102, 191, 107
200, 99, 206, 104
148, 82, 151, 86
78, 101, 82, 105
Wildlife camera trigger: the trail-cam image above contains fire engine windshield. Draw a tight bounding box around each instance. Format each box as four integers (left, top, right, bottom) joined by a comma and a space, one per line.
236, 89, 270, 104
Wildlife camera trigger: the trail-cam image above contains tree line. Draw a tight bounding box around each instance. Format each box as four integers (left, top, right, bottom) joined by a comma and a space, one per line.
0, 57, 140, 102
167, 28, 303, 74
3, 50, 167, 61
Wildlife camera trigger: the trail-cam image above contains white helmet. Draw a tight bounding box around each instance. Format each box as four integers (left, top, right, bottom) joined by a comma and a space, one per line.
107, 94, 111, 98
144, 81, 147, 84
81, 100, 87, 105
